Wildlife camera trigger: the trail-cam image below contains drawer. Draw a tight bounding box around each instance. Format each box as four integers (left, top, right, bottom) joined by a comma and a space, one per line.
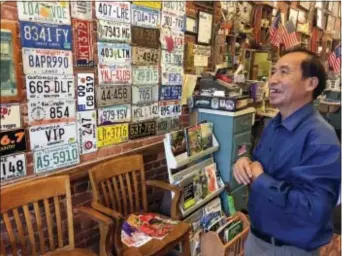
233, 114, 253, 134
231, 132, 251, 163
228, 165, 240, 191
230, 185, 249, 212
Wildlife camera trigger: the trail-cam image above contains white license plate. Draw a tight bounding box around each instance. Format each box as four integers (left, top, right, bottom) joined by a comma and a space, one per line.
22, 48, 73, 75
98, 20, 131, 43
33, 143, 79, 174
162, 10, 184, 31
77, 110, 97, 155
71, 1, 92, 20
29, 122, 77, 151
162, 2, 185, 16
98, 64, 132, 85
132, 47, 160, 65
96, 85, 132, 107
161, 65, 183, 85
160, 28, 184, 51
0, 104, 21, 131
156, 117, 180, 135
132, 85, 158, 104
132, 102, 159, 122
97, 42, 131, 65
132, 66, 159, 85
131, 4, 160, 28
95, 1, 130, 23
28, 99, 76, 126
159, 100, 181, 117
26, 75, 74, 99
17, 2, 71, 25
77, 73, 95, 111
161, 50, 184, 65
0, 153, 26, 183
98, 104, 131, 125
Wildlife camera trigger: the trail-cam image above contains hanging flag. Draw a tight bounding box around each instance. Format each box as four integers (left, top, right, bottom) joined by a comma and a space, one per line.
269, 11, 282, 47
280, 20, 300, 49
328, 44, 341, 73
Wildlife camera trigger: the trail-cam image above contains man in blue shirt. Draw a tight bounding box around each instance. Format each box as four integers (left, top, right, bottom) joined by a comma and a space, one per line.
233, 48, 341, 255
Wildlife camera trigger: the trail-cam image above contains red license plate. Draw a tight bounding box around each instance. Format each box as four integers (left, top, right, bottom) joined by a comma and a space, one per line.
72, 19, 94, 67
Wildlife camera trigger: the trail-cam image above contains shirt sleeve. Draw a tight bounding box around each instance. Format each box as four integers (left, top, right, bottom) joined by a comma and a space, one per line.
251, 143, 341, 224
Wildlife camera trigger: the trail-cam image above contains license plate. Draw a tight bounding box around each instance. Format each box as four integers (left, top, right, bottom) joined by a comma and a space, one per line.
97, 42, 131, 65
97, 20, 131, 43
77, 73, 95, 111
77, 110, 97, 155
33, 143, 79, 174
162, 11, 184, 31
156, 117, 180, 135
96, 85, 132, 107
161, 65, 183, 85
160, 28, 184, 51
159, 100, 181, 117
28, 99, 76, 125
132, 66, 159, 85
95, 1, 130, 23
25, 75, 74, 99
0, 104, 21, 131
132, 47, 159, 65
159, 85, 182, 101
131, 4, 160, 28
133, 1, 161, 9
97, 123, 129, 147
132, 102, 159, 122
129, 120, 156, 139
22, 48, 73, 75
131, 26, 160, 49
161, 50, 184, 65
98, 104, 131, 125
19, 21, 72, 50
29, 122, 77, 151
0, 129, 27, 156
17, 2, 71, 25
1, 153, 26, 183
162, 2, 185, 16
98, 64, 132, 85
72, 20, 94, 67
71, 1, 92, 20
132, 84, 158, 104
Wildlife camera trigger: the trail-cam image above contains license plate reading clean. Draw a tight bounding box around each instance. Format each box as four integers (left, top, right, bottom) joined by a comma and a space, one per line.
98, 43, 131, 64
97, 85, 132, 107
132, 85, 158, 104
95, 2, 130, 23
133, 66, 159, 85
98, 104, 131, 125
132, 102, 159, 122
159, 100, 181, 117
159, 85, 182, 101
1, 153, 26, 183
132, 47, 159, 65
162, 11, 184, 31
77, 73, 95, 111
161, 50, 184, 65
161, 65, 183, 85
160, 28, 184, 51
98, 64, 132, 85
77, 110, 97, 155
0, 104, 21, 131
129, 120, 156, 139
97, 123, 129, 147
98, 20, 131, 43
73, 20, 94, 67
131, 4, 161, 28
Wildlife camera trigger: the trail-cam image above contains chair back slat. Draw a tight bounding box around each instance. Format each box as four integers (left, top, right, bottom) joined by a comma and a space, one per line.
125, 173, 134, 213
105, 180, 116, 210
12, 208, 27, 255
118, 175, 128, 216
54, 196, 64, 248
33, 202, 45, 254
112, 177, 123, 214
3, 212, 17, 255
100, 182, 111, 208
1, 236, 6, 255
23, 204, 37, 255
132, 170, 140, 212
44, 198, 55, 251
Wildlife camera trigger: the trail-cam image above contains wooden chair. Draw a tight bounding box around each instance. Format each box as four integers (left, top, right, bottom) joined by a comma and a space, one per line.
0, 175, 113, 256
88, 154, 191, 256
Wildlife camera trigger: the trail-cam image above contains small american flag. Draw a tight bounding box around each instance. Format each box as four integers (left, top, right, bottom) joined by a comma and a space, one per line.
328, 45, 341, 73
280, 20, 300, 49
269, 11, 282, 47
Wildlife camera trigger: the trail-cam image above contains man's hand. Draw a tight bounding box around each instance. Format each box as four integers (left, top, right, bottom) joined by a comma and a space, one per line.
233, 157, 252, 185
250, 161, 264, 181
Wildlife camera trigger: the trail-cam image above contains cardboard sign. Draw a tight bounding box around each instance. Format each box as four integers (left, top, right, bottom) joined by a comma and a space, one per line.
96, 85, 132, 107
98, 104, 131, 125
97, 42, 131, 65
131, 26, 160, 49
98, 64, 132, 85
129, 120, 156, 139
72, 19, 94, 67
71, 1, 92, 20
97, 20, 131, 43
77, 73, 95, 111
0, 129, 27, 156
131, 4, 161, 28
95, 1, 131, 23
0, 104, 21, 131
97, 123, 129, 147
132, 102, 159, 122
77, 110, 97, 155
132, 47, 160, 65
0, 153, 27, 183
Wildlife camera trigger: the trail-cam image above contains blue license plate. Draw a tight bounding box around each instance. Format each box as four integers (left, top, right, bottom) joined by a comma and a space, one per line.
19, 21, 72, 50
159, 85, 182, 101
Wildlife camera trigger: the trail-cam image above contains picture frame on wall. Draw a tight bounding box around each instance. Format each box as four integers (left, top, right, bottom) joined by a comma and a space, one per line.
299, 1, 311, 11
326, 15, 335, 33
186, 16, 197, 34
288, 8, 299, 27
197, 11, 213, 45
316, 8, 324, 29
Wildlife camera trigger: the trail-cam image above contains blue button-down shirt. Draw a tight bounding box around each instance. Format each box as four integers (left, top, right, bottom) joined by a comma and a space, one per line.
249, 103, 341, 251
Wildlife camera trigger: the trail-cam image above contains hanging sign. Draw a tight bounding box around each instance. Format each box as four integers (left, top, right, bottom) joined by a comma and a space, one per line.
97, 20, 131, 43
0, 104, 21, 131
77, 110, 97, 155
0, 153, 27, 183
98, 64, 132, 85
77, 73, 95, 111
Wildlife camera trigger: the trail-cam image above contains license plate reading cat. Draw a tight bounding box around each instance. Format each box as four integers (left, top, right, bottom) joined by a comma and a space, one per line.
97, 20, 131, 43
161, 50, 184, 66
160, 28, 184, 51
22, 48, 73, 75
26, 75, 74, 99
129, 120, 156, 139
131, 26, 160, 49
77, 110, 97, 155
132, 85, 158, 104
96, 85, 132, 107
161, 65, 183, 85
98, 64, 132, 85
97, 123, 128, 147
77, 73, 95, 111
132, 47, 160, 65
162, 2, 185, 16
97, 43, 131, 65
132, 66, 159, 85
98, 104, 131, 125
0, 153, 27, 183
20, 21, 72, 50
132, 102, 159, 122
159, 85, 182, 101
162, 11, 184, 31
33, 143, 79, 174
159, 100, 181, 117
95, 2, 130, 23
131, 4, 161, 28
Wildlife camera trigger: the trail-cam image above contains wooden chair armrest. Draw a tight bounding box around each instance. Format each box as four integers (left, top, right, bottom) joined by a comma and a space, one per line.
91, 201, 124, 221
74, 206, 113, 225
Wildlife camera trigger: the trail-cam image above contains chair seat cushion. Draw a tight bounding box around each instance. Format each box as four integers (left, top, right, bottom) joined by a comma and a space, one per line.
45, 248, 97, 256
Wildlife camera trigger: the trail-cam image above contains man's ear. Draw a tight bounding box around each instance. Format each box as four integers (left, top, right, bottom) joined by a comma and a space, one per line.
306, 77, 319, 93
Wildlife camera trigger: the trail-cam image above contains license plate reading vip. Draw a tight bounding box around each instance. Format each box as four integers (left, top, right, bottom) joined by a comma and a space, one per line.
132, 102, 159, 122
162, 2, 185, 16
159, 85, 182, 101
22, 48, 73, 75
17, 2, 71, 25
159, 100, 181, 117
161, 65, 183, 85
98, 64, 132, 85
77, 73, 95, 111
34, 143, 80, 174
97, 123, 128, 147
160, 28, 184, 51
26, 75, 74, 99
77, 110, 97, 155
132, 85, 158, 104
129, 120, 156, 139
131, 4, 161, 28
29, 122, 77, 151
98, 20, 131, 43
0, 104, 21, 131
161, 50, 184, 66
28, 99, 76, 125
133, 66, 159, 85
73, 20, 94, 67
0, 153, 26, 183
20, 21, 72, 50
162, 11, 184, 31
71, 1, 92, 20
97, 43, 131, 65
97, 85, 132, 107
95, 2, 130, 23
98, 104, 131, 125
132, 47, 159, 65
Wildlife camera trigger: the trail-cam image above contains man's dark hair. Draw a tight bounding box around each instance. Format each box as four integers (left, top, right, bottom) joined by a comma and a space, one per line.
282, 48, 327, 99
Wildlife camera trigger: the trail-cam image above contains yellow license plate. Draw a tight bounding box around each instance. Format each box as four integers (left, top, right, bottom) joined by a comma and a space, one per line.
97, 123, 128, 148
133, 1, 161, 9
